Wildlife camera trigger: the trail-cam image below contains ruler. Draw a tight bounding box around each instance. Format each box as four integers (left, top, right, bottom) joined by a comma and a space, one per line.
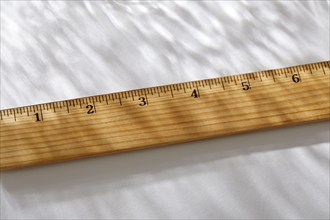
1, 61, 329, 170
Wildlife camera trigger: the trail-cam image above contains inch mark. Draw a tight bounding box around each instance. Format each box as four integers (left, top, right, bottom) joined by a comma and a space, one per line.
196, 85, 201, 97
296, 70, 302, 83
93, 98, 97, 112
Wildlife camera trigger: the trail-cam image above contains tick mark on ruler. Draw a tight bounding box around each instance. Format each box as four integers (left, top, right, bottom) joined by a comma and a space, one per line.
170, 87, 174, 98
66, 101, 70, 113
321, 65, 326, 75
144, 91, 149, 105
13, 110, 16, 121
297, 70, 302, 82
93, 99, 97, 112
195, 85, 201, 97
105, 95, 109, 104
118, 95, 122, 105
220, 78, 225, 90
270, 71, 276, 82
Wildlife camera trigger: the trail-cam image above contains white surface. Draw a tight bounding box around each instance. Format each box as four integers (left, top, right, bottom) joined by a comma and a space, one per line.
0, 1, 329, 219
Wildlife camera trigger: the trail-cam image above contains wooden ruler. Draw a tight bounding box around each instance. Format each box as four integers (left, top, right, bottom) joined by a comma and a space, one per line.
1, 61, 329, 170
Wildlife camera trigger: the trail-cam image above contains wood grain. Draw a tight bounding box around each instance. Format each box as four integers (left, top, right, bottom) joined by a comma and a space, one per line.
1, 61, 329, 170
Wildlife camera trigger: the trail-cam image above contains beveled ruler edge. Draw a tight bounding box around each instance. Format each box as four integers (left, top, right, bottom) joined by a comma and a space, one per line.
1, 60, 329, 112
1, 60, 329, 170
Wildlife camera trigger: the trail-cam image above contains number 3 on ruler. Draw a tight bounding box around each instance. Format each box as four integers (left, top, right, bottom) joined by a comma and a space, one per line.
139, 97, 147, 106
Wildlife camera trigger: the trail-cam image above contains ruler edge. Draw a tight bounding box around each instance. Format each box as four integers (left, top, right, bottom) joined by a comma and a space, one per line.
1, 60, 329, 112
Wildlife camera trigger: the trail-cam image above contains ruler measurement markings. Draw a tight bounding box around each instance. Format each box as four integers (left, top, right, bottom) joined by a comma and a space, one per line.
40, 109, 44, 121
66, 101, 70, 113
175, 84, 180, 92
212, 78, 217, 86
115, 93, 123, 105
232, 75, 238, 85
194, 83, 201, 97
11, 109, 16, 122
309, 64, 314, 75
4, 80, 328, 135
296, 69, 302, 83
251, 73, 256, 80
321, 64, 326, 75
270, 70, 276, 82
3, 88, 326, 141
229, 76, 233, 83
182, 84, 187, 93
92, 97, 97, 112
0, 65, 327, 120
220, 78, 226, 90
258, 72, 263, 82
143, 89, 149, 105
170, 86, 174, 98
119, 92, 124, 100
288, 67, 292, 76
201, 80, 205, 88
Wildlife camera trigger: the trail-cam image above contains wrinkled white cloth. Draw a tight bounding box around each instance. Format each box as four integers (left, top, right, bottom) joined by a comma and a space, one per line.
0, 1, 329, 219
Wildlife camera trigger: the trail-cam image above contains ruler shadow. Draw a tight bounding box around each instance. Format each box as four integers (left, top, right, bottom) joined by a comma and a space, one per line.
1, 121, 329, 206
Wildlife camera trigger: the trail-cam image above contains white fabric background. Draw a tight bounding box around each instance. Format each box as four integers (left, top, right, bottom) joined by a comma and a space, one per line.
0, 0, 329, 219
